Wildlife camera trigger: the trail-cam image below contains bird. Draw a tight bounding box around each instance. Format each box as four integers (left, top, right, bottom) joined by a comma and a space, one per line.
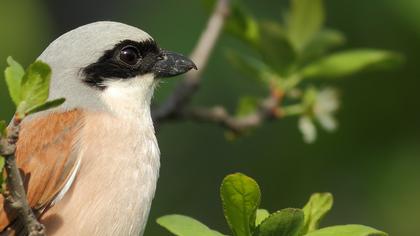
0, 21, 196, 236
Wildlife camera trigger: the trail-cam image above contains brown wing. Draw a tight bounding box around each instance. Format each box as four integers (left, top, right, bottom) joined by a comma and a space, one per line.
0, 109, 84, 232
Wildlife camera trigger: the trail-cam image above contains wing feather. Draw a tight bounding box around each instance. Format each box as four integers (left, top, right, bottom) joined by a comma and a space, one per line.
0, 109, 84, 233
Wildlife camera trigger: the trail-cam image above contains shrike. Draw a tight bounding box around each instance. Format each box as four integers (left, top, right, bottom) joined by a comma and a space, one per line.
0, 21, 196, 235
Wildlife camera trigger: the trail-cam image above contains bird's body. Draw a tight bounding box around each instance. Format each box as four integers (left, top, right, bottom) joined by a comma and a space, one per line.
42, 105, 160, 236
0, 21, 195, 235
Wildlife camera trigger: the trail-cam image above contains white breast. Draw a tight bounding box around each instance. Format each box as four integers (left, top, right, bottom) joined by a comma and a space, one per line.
42, 75, 160, 236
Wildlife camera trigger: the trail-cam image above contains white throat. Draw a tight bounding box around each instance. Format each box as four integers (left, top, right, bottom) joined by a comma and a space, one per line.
100, 74, 157, 119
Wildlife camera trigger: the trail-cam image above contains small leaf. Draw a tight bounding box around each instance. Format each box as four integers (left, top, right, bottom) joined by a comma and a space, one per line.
300, 193, 333, 234
0, 121, 7, 138
227, 50, 278, 84
304, 225, 388, 236
26, 98, 65, 115
302, 49, 403, 79
255, 209, 270, 226
18, 61, 52, 116
4, 56, 25, 106
259, 21, 297, 76
221, 173, 261, 236
236, 97, 259, 117
287, 0, 325, 52
226, 1, 260, 46
157, 214, 226, 236
254, 208, 304, 236
300, 29, 346, 63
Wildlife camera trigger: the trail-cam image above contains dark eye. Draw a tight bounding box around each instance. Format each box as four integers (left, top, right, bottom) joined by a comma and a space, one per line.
118, 46, 140, 66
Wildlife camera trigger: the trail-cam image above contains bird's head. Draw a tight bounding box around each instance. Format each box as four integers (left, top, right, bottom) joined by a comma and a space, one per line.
38, 21, 196, 114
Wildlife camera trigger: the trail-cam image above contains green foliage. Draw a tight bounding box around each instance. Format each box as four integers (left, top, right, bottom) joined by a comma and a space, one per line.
221, 173, 261, 236
255, 209, 270, 226
215, 0, 402, 143
26, 98, 65, 115
227, 51, 277, 84
304, 225, 387, 236
254, 209, 304, 236
258, 21, 296, 75
225, 1, 259, 46
302, 50, 403, 79
300, 29, 345, 63
4, 57, 25, 105
157, 215, 225, 236
300, 193, 333, 234
4, 57, 65, 119
1, 58, 65, 189
158, 173, 387, 236
18, 60, 52, 115
287, 0, 325, 53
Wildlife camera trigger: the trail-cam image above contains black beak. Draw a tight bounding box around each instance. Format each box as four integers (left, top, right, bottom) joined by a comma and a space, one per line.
152, 50, 197, 78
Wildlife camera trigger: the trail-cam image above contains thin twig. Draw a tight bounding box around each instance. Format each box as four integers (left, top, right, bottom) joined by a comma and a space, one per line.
0, 118, 45, 236
180, 92, 282, 134
152, 0, 230, 122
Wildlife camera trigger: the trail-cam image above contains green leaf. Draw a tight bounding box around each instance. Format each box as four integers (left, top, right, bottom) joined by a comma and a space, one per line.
226, 1, 260, 46
255, 209, 270, 227
0, 156, 4, 172
304, 225, 388, 236
302, 49, 403, 79
26, 98, 65, 115
227, 50, 278, 84
254, 208, 304, 236
287, 0, 325, 52
0, 155, 5, 191
300, 30, 346, 63
17, 61, 52, 116
300, 193, 333, 234
4, 56, 25, 106
157, 215, 226, 236
0, 120, 6, 138
259, 21, 297, 76
236, 97, 259, 117
221, 173, 261, 236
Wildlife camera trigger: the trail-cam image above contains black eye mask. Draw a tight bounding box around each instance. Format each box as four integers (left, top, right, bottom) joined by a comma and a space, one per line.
82, 39, 160, 90
82, 39, 196, 90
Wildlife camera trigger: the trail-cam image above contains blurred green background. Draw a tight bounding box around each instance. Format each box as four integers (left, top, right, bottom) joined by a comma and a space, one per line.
1, 0, 419, 235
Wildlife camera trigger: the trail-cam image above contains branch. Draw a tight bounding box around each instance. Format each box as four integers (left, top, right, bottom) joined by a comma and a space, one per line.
151, 0, 286, 134
0, 117, 45, 236
179, 90, 282, 134
152, 0, 230, 122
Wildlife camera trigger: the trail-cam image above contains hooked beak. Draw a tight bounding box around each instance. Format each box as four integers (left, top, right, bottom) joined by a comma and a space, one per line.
152, 50, 197, 78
